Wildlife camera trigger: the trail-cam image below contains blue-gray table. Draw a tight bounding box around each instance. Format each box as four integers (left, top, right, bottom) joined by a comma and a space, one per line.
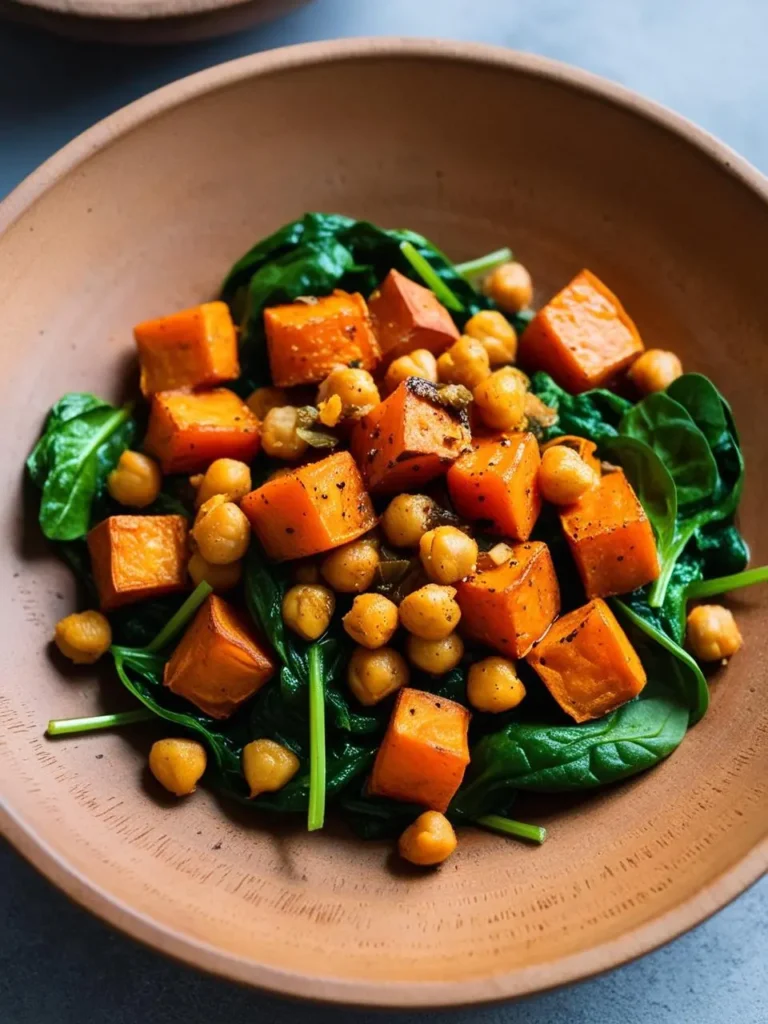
1, 2, 766, 1022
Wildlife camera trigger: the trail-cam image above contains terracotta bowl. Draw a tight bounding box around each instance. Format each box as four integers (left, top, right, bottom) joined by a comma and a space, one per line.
1, 40, 766, 1008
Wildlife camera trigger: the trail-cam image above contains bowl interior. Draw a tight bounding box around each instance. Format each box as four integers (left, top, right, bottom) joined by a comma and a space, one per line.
1, 42, 766, 1007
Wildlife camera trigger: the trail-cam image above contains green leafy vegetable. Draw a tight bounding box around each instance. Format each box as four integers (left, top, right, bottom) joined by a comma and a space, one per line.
685, 565, 768, 600
454, 247, 513, 280
602, 437, 677, 554
47, 708, 154, 736
529, 372, 631, 444
307, 645, 326, 831
400, 240, 463, 311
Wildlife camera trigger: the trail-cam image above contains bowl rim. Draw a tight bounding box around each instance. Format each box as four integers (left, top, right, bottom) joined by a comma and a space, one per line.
9, 0, 262, 22
2, 37, 767, 1008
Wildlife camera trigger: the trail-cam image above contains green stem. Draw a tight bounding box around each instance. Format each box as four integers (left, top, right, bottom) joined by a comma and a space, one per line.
307, 644, 326, 832
400, 241, 464, 312
686, 565, 768, 600
47, 708, 154, 736
145, 581, 213, 653
454, 247, 512, 280
649, 525, 696, 608
476, 814, 547, 845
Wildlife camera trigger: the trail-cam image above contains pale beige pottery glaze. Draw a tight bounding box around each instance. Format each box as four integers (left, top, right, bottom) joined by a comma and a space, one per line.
0, 40, 766, 1008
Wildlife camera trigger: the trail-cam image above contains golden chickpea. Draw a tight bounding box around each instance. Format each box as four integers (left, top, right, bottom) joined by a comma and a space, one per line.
242, 738, 300, 799
406, 632, 464, 674
467, 656, 526, 713
292, 559, 321, 584
463, 309, 518, 366
398, 811, 457, 866
399, 584, 461, 640
54, 610, 112, 664
538, 445, 598, 505
188, 552, 242, 592
628, 349, 684, 395
687, 605, 743, 661
320, 538, 380, 593
149, 738, 207, 797
483, 261, 533, 313
437, 336, 491, 390
260, 406, 309, 461
381, 493, 435, 548
317, 366, 381, 413
347, 645, 409, 705
343, 593, 399, 648
194, 458, 252, 507
282, 584, 335, 641
419, 526, 478, 584
192, 498, 251, 564
384, 349, 439, 392
472, 367, 527, 431
107, 451, 161, 509
246, 386, 288, 421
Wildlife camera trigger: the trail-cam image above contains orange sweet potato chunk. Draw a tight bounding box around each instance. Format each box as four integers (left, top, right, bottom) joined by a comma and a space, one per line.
368, 268, 460, 363
87, 515, 188, 611
542, 434, 601, 475
241, 450, 376, 562
519, 269, 644, 393
264, 290, 380, 387
447, 432, 541, 540
456, 541, 560, 657
369, 688, 471, 812
134, 301, 239, 397
164, 595, 275, 719
526, 598, 647, 722
351, 379, 470, 494
144, 388, 261, 474
561, 469, 660, 598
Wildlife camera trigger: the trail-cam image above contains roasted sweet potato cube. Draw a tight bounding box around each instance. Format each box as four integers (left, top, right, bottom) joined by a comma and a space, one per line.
87, 515, 188, 611
519, 269, 644, 393
163, 595, 275, 719
241, 451, 376, 561
264, 290, 380, 387
542, 434, 601, 476
134, 301, 239, 397
144, 388, 261, 474
368, 268, 460, 363
527, 598, 647, 722
456, 541, 560, 657
561, 469, 660, 598
369, 688, 471, 812
447, 432, 541, 540
351, 379, 470, 494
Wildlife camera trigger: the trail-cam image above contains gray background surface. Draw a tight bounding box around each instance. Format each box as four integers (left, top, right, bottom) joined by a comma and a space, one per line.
1, 2, 766, 1022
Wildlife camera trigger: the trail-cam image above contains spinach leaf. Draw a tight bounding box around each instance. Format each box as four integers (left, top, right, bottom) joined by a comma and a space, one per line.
529, 372, 631, 444
602, 436, 677, 554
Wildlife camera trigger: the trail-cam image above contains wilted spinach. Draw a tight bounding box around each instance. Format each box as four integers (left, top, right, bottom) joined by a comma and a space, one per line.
530, 372, 631, 444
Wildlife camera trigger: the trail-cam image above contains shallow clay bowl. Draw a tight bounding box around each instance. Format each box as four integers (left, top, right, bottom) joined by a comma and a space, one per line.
1, 39, 766, 1008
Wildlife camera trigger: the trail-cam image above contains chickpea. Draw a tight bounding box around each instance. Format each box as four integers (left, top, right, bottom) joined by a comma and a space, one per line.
261, 406, 309, 461
384, 349, 438, 392
282, 584, 335, 641
343, 593, 399, 649
687, 604, 743, 662
317, 366, 380, 414
463, 309, 518, 366
242, 738, 300, 799
107, 451, 161, 509
399, 584, 461, 640
467, 657, 526, 713
54, 610, 112, 664
246, 386, 288, 421
419, 526, 478, 584
149, 738, 207, 797
347, 646, 409, 706
629, 349, 683, 395
381, 493, 435, 548
483, 261, 533, 313
538, 445, 598, 506
472, 367, 527, 432
188, 552, 242, 592
320, 538, 380, 593
437, 336, 491, 390
398, 811, 457, 866
192, 498, 251, 564
194, 458, 252, 507
406, 632, 464, 675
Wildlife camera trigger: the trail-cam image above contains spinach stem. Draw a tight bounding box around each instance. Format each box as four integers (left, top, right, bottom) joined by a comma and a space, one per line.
648, 525, 696, 607
145, 581, 213, 653
47, 708, 154, 736
476, 814, 547, 845
400, 241, 464, 312
307, 644, 326, 832
686, 565, 768, 600
454, 247, 512, 280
